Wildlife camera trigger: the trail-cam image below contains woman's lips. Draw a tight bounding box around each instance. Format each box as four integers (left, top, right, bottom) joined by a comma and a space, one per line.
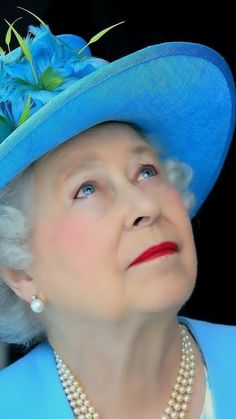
128, 241, 179, 268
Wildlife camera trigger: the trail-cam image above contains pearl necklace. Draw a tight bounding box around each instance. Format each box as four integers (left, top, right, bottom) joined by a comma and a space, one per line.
53, 324, 195, 419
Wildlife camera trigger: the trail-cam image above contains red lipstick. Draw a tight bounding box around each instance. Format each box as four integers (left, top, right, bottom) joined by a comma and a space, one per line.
128, 241, 178, 268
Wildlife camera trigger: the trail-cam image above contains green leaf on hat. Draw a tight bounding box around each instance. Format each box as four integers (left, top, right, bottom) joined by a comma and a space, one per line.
0, 116, 14, 143
5, 17, 23, 52
77, 21, 125, 56
16, 6, 48, 27
18, 96, 31, 126
0, 116, 5, 125
5, 19, 38, 83
39, 67, 65, 91
89, 21, 125, 43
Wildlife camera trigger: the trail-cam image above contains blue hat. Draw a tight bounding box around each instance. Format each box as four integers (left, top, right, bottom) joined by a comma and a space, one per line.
0, 23, 235, 218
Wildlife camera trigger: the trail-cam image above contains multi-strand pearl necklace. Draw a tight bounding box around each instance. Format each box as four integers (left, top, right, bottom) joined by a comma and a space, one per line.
53, 324, 195, 418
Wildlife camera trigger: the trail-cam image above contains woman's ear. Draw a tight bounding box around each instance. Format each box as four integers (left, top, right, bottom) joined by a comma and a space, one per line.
0, 267, 39, 303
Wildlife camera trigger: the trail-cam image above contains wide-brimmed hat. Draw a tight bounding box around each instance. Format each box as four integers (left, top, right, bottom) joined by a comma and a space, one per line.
0, 21, 235, 218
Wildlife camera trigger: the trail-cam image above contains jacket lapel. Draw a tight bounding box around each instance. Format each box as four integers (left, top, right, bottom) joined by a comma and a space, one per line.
179, 315, 236, 419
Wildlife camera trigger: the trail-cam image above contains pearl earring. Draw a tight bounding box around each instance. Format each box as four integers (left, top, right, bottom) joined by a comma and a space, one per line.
30, 295, 45, 313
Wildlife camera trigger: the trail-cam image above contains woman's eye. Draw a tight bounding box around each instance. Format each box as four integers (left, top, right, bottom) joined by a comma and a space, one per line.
74, 164, 158, 199
137, 164, 158, 180
75, 182, 97, 199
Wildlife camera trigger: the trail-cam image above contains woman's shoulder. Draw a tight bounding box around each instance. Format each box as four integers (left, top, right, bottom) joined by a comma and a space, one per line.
179, 316, 236, 375
0, 340, 50, 381
0, 339, 53, 405
0, 340, 73, 418
178, 315, 236, 363
179, 315, 236, 338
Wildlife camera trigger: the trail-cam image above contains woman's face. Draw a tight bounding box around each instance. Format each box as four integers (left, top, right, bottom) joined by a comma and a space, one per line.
27, 122, 197, 323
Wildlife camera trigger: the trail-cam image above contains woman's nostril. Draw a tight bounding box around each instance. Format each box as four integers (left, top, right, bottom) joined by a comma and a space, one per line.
134, 216, 149, 225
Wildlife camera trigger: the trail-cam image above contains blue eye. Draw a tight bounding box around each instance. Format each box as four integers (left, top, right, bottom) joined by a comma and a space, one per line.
138, 165, 158, 179
79, 183, 97, 197
74, 164, 158, 199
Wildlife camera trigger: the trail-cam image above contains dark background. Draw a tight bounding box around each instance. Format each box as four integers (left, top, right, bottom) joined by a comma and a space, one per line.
1, 1, 235, 365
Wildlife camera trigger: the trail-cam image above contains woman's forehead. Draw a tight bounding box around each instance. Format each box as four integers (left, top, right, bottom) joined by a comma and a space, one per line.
63, 122, 146, 152
37, 122, 150, 171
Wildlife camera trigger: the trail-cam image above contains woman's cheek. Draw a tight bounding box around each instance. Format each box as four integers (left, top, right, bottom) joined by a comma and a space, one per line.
174, 190, 189, 213
53, 215, 109, 270
50, 215, 94, 262
165, 184, 189, 213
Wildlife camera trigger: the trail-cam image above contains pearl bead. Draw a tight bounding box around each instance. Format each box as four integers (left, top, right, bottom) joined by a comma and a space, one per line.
179, 386, 186, 394
176, 394, 184, 402
174, 383, 180, 391
30, 297, 45, 313
53, 324, 195, 419
81, 405, 88, 413
182, 402, 188, 411
174, 402, 181, 411
186, 385, 193, 394
164, 406, 172, 414
88, 407, 95, 413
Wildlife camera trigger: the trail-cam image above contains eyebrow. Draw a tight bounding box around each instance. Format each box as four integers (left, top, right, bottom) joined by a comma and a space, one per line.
55, 144, 158, 188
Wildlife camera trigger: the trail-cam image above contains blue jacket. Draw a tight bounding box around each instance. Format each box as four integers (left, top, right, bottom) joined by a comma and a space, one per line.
0, 316, 235, 419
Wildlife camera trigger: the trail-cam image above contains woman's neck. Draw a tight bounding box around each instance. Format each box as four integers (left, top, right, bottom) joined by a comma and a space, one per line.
48, 312, 186, 418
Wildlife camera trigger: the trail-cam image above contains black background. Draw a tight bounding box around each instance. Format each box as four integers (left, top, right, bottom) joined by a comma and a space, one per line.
1, 0, 235, 365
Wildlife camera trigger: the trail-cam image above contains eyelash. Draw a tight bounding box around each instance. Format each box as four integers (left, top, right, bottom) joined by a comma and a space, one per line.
74, 164, 159, 199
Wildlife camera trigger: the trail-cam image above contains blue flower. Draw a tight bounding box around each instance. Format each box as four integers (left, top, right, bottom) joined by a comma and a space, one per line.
0, 24, 109, 144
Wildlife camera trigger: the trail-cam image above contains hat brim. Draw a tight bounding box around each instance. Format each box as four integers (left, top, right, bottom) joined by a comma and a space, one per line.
0, 41, 235, 218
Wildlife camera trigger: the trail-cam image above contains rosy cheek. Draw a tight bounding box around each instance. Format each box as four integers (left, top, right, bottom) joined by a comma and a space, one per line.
163, 185, 189, 215
52, 216, 91, 253
50, 214, 105, 273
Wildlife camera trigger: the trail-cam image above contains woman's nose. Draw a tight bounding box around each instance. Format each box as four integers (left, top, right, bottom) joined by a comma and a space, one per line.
120, 183, 162, 229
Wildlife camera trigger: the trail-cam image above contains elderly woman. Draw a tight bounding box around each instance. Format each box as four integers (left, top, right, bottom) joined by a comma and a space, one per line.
0, 15, 236, 419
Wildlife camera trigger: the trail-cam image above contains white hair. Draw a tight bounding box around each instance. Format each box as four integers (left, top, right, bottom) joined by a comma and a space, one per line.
0, 122, 195, 348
